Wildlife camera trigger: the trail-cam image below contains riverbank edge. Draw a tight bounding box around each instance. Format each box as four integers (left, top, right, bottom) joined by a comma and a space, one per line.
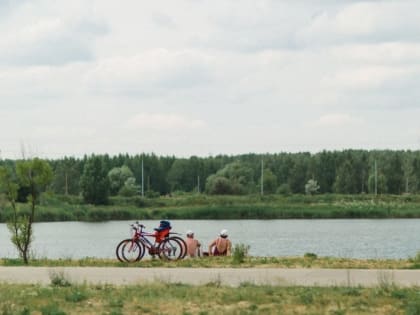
1, 256, 419, 269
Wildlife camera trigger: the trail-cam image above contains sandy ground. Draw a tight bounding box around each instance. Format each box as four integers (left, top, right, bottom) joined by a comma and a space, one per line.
0, 267, 419, 287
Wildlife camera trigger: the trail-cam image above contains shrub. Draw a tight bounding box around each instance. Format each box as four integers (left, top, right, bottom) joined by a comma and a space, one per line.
87, 209, 109, 221
108, 209, 133, 220
413, 251, 420, 263
65, 287, 88, 302
277, 183, 291, 196
232, 243, 250, 264
49, 270, 71, 287
145, 190, 160, 198
41, 303, 67, 315
405, 299, 420, 315
304, 252, 317, 259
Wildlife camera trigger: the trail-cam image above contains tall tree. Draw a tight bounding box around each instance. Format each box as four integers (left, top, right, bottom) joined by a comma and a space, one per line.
205, 161, 254, 195
314, 151, 336, 193
167, 159, 194, 192
383, 151, 404, 194
51, 157, 81, 195
410, 155, 420, 192
0, 158, 53, 264
259, 168, 277, 194
79, 155, 110, 205
108, 165, 135, 195
288, 154, 309, 194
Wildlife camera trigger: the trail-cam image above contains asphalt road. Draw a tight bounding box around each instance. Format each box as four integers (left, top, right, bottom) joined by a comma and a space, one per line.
0, 267, 419, 287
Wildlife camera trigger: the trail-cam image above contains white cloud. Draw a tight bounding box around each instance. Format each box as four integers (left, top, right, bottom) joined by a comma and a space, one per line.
1, 0, 420, 158
321, 65, 415, 90
84, 49, 214, 94
298, 1, 420, 45
0, 1, 108, 65
314, 114, 363, 127
331, 42, 420, 65
125, 113, 206, 131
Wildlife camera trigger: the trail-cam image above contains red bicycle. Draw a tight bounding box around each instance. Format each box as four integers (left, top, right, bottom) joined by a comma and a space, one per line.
115, 221, 187, 262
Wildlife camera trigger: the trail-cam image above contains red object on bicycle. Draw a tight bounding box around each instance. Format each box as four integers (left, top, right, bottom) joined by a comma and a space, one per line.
154, 228, 171, 242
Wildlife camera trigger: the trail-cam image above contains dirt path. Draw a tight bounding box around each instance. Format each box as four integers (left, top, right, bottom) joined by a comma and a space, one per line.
0, 267, 419, 287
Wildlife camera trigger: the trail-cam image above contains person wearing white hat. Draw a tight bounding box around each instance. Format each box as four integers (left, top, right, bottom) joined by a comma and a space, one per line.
208, 229, 232, 256
185, 230, 201, 257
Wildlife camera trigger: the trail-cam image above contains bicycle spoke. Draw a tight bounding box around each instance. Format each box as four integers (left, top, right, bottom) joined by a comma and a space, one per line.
121, 240, 143, 262
158, 238, 183, 261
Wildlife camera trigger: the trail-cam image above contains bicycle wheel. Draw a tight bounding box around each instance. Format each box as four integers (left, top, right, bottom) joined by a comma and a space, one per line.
158, 237, 184, 261
121, 240, 144, 262
167, 236, 187, 258
116, 239, 131, 262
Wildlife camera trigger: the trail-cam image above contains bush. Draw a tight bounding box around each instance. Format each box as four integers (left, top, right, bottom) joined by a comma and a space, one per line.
108, 209, 133, 220
413, 251, 420, 263
277, 183, 291, 196
232, 243, 250, 264
145, 190, 160, 198
49, 270, 71, 287
87, 209, 109, 221
65, 288, 89, 302
304, 252, 317, 259
405, 299, 420, 315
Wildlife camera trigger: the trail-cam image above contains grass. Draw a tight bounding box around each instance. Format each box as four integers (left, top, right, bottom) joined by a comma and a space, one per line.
0, 254, 419, 269
1, 193, 420, 222
0, 282, 419, 315
0, 249, 418, 314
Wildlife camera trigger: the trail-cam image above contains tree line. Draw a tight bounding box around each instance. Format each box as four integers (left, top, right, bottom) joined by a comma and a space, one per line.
2, 149, 420, 205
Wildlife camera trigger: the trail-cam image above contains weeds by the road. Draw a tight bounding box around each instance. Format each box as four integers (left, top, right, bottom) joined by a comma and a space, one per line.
0, 282, 419, 315
0, 254, 418, 269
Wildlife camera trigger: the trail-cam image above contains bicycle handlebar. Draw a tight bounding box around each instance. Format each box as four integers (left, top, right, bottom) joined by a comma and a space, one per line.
129, 221, 182, 236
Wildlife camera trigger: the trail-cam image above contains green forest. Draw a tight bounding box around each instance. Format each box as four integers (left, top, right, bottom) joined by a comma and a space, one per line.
3, 149, 420, 200
1, 149, 420, 221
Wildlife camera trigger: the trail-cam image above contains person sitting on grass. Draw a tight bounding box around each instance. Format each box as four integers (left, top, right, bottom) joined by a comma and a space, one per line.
185, 230, 201, 257
209, 229, 232, 256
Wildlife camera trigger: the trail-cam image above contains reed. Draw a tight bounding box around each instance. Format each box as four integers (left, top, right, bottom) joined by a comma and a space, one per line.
1, 193, 419, 222
0, 255, 418, 269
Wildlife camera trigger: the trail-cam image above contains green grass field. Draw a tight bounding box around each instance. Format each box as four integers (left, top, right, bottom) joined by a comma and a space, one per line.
1, 252, 419, 314
0, 281, 419, 315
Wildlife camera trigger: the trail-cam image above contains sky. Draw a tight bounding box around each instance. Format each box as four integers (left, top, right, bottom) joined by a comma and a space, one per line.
1, 0, 420, 159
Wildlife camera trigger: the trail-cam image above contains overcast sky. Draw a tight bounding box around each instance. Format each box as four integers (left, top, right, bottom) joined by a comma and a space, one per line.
1, 0, 419, 159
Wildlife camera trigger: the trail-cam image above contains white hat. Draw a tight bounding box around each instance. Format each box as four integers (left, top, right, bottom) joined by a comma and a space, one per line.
186, 230, 194, 236
220, 229, 228, 237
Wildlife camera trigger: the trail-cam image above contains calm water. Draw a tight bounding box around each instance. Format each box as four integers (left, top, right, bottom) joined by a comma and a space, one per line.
0, 219, 419, 259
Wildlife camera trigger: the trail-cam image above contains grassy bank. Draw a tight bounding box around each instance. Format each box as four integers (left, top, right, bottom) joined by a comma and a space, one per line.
1, 193, 420, 222
0, 281, 419, 315
1, 253, 420, 269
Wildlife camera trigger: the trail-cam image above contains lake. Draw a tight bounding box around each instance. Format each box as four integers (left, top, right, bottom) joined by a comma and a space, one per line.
0, 219, 419, 259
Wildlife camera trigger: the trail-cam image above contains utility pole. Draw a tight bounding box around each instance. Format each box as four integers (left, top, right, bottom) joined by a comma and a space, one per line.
374, 159, 377, 196
261, 158, 264, 196
197, 175, 200, 193
64, 171, 68, 195
141, 158, 144, 197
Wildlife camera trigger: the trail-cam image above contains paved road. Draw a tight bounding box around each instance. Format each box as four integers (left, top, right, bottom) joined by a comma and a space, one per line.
0, 267, 419, 287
